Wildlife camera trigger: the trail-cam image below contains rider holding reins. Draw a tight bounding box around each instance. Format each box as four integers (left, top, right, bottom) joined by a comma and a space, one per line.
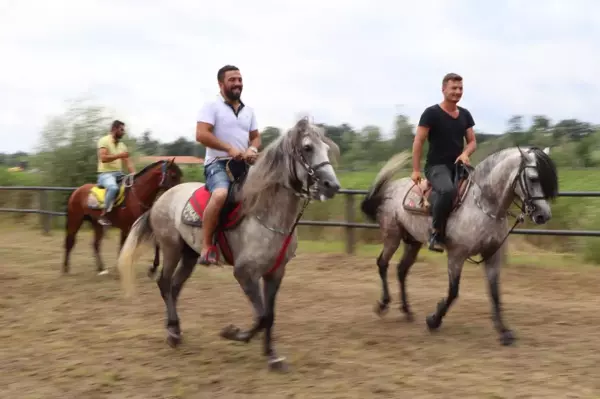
411, 73, 477, 252
195, 65, 261, 265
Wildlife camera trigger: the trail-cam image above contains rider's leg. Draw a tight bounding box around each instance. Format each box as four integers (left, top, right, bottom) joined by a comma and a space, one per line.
426, 164, 456, 250
97, 172, 118, 224
200, 162, 230, 265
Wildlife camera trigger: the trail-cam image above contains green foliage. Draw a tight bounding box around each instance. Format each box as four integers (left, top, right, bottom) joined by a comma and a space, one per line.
3, 102, 600, 263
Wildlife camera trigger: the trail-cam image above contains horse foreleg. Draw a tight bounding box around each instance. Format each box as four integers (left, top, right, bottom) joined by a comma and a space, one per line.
426, 253, 465, 331
483, 244, 515, 346
397, 240, 422, 321
220, 262, 265, 344
373, 228, 401, 317
262, 271, 286, 371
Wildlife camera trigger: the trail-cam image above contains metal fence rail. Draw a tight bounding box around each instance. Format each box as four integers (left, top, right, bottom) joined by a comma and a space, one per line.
2, 185, 600, 254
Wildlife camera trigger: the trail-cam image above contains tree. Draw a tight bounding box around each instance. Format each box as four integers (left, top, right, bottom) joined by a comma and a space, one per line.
259, 126, 281, 149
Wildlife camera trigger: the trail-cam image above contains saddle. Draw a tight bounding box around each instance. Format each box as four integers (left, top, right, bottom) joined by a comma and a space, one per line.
181, 160, 249, 229
180, 160, 250, 265
88, 175, 127, 210
403, 162, 473, 215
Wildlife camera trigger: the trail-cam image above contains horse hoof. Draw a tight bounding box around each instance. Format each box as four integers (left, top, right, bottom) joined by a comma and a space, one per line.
97, 269, 109, 276
220, 324, 240, 340
500, 330, 515, 346
426, 314, 441, 330
373, 301, 389, 317
268, 356, 288, 372
404, 311, 415, 322
147, 267, 156, 279
166, 331, 182, 348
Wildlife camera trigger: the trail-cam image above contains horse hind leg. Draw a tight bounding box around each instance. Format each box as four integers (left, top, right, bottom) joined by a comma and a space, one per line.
63, 211, 85, 275
373, 225, 402, 317
90, 219, 107, 275
156, 242, 184, 348
147, 245, 161, 279
397, 239, 422, 322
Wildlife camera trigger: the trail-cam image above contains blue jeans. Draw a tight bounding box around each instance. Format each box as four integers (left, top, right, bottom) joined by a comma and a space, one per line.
204, 161, 231, 192
97, 171, 123, 211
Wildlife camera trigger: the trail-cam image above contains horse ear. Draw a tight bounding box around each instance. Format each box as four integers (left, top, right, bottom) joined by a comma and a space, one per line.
543, 147, 550, 155
169, 157, 175, 165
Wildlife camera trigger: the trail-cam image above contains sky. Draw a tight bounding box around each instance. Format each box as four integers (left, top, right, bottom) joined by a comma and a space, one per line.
1, 0, 599, 153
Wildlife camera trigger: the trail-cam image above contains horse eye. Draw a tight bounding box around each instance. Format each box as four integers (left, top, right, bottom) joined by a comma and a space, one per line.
303, 144, 313, 152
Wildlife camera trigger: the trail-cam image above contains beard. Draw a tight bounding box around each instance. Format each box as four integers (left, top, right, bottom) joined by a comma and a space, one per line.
225, 86, 242, 101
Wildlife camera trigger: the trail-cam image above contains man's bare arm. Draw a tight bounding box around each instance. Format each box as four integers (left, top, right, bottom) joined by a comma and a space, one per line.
462, 127, 477, 156
248, 129, 261, 150
196, 122, 232, 152
98, 147, 123, 163
412, 126, 429, 172
125, 157, 136, 174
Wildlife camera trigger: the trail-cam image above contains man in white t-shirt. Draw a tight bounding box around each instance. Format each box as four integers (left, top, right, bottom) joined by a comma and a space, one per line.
195, 64, 261, 265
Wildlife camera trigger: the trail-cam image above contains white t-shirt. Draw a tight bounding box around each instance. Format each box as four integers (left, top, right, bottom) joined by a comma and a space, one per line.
197, 95, 258, 165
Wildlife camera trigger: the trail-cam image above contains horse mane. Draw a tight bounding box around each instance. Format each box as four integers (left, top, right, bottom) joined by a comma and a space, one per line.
529, 147, 558, 199
134, 159, 183, 180
239, 118, 339, 216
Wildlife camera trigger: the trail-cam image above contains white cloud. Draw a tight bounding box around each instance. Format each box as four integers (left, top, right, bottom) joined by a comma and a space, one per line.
1, 0, 599, 152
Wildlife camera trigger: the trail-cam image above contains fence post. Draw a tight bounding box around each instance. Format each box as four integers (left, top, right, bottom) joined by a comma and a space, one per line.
345, 192, 355, 254
39, 190, 50, 235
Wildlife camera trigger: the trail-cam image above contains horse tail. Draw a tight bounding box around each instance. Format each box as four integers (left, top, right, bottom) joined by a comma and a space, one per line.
360, 151, 411, 222
117, 211, 155, 297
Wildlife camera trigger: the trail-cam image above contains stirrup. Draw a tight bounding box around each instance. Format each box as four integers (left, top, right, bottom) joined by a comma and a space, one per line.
199, 245, 219, 265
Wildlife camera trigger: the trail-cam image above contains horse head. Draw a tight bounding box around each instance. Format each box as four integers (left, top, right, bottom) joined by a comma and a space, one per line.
284, 117, 341, 200
475, 146, 558, 225
514, 146, 558, 224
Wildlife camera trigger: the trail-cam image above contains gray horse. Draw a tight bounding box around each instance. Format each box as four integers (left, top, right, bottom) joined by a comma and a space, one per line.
117, 118, 341, 371
360, 146, 558, 345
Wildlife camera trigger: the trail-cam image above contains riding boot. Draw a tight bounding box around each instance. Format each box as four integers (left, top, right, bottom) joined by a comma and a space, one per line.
428, 230, 445, 252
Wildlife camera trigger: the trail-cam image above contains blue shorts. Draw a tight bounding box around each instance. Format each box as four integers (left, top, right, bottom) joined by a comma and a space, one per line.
204, 160, 231, 192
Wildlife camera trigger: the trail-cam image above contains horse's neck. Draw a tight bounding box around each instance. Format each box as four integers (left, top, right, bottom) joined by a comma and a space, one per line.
475, 155, 520, 216
256, 184, 302, 229
130, 173, 161, 204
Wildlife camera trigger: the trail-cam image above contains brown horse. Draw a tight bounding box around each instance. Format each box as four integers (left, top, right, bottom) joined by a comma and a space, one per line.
63, 159, 183, 275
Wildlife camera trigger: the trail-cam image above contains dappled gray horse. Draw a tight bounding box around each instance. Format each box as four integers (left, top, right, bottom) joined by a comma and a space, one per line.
360, 146, 558, 345
117, 118, 340, 371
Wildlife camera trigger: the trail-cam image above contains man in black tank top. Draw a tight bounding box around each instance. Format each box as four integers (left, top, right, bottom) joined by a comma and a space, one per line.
411, 73, 477, 252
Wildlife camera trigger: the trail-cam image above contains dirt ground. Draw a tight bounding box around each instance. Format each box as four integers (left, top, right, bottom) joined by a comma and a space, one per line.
1, 227, 600, 399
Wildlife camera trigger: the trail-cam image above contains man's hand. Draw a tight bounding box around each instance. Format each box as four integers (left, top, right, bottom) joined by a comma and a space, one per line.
455, 152, 470, 165
411, 170, 421, 185
243, 148, 258, 164
227, 147, 244, 160
119, 152, 130, 159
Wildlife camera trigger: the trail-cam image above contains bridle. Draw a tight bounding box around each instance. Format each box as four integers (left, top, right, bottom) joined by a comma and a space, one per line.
289, 145, 332, 199
126, 160, 177, 211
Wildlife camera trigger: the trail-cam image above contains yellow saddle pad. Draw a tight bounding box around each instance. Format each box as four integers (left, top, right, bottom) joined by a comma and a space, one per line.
88, 185, 126, 210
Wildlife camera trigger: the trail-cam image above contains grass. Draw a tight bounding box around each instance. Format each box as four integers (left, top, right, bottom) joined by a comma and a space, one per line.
2, 166, 600, 264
